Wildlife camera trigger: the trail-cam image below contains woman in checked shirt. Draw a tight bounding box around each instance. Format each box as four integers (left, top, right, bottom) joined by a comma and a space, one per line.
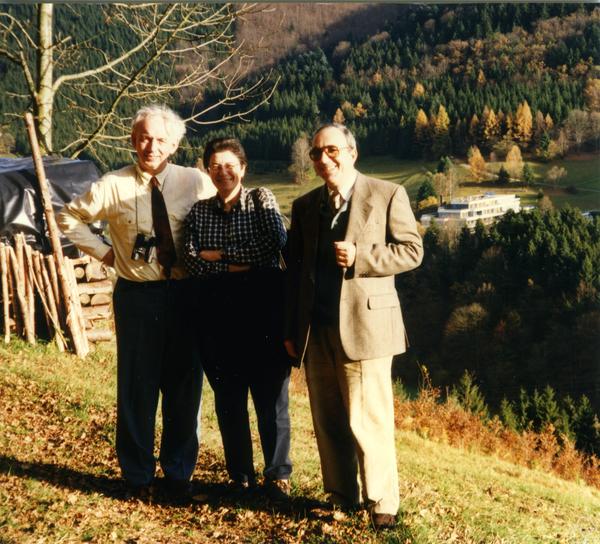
183, 137, 292, 500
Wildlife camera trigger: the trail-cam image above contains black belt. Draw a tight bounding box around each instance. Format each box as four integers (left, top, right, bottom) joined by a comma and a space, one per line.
116, 277, 192, 289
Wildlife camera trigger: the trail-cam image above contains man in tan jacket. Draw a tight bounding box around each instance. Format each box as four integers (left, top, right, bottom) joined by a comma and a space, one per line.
284, 123, 423, 530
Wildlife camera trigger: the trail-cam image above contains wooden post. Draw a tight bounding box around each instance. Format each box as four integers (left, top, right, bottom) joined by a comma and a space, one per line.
64, 257, 89, 348
45, 254, 62, 318
16, 234, 35, 340
5, 246, 21, 338
32, 249, 66, 352
7, 244, 35, 344
24, 112, 89, 357
0, 243, 10, 343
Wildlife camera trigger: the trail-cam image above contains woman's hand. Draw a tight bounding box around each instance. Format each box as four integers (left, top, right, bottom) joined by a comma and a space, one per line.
228, 264, 251, 273
199, 249, 223, 262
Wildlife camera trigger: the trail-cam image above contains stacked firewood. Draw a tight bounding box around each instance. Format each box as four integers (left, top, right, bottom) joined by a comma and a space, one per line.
0, 233, 113, 351
72, 254, 113, 343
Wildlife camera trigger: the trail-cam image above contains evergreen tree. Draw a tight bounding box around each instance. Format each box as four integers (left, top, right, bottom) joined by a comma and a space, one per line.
417, 178, 437, 202
450, 370, 489, 419
500, 398, 519, 430
496, 165, 510, 185
522, 162, 535, 186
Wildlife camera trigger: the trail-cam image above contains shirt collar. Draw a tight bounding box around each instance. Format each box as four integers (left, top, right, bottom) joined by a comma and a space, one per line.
135, 163, 171, 187
211, 186, 249, 213
327, 172, 357, 202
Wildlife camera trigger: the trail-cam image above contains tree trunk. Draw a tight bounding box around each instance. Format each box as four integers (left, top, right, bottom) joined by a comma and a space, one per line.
37, 3, 54, 153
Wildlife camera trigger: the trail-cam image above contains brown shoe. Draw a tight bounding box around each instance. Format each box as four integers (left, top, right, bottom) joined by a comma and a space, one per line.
371, 512, 397, 530
263, 478, 291, 502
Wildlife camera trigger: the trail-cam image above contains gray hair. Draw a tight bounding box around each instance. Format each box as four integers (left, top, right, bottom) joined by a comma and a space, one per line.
313, 123, 357, 151
131, 104, 186, 145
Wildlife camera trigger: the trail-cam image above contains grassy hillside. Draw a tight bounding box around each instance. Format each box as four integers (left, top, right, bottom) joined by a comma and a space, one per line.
1, 341, 598, 543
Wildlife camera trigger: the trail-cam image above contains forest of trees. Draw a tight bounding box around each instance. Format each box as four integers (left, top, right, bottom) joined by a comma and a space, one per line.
1, 3, 599, 169
186, 3, 600, 164
394, 207, 600, 454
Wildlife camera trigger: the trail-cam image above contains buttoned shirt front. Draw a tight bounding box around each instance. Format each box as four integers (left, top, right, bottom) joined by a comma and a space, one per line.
57, 162, 215, 281
183, 186, 286, 277
327, 173, 357, 228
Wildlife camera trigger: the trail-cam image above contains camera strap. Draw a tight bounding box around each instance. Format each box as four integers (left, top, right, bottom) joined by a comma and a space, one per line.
150, 176, 176, 278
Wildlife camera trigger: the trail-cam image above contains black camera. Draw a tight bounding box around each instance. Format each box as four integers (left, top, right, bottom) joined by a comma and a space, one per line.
131, 233, 157, 263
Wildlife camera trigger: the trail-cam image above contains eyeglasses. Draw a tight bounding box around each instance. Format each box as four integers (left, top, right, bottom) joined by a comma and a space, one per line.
308, 145, 352, 161
208, 162, 238, 173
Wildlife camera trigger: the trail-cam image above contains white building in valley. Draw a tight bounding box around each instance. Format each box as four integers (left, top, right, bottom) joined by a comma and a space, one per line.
420, 193, 521, 230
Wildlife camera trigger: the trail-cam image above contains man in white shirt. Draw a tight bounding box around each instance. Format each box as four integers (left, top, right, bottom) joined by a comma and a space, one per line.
57, 104, 215, 501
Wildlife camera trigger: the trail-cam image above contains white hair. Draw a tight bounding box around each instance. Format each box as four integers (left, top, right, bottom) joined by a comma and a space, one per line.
131, 104, 186, 145
313, 123, 357, 151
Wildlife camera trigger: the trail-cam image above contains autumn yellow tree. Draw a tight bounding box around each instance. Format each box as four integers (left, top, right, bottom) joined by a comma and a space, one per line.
412, 82, 426, 98
432, 104, 451, 158
481, 107, 500, 151
584, 78, 600, 111
333, 108, 345, 124
468, 114, 480, 145
513, 100, 533, 148
504, 145, 524, 179
468, 145, 487, 181
354, 102, 368, 118
414, 108, 430, 157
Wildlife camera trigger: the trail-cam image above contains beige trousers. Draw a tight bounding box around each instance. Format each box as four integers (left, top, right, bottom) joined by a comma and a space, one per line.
305, 325, 399, 515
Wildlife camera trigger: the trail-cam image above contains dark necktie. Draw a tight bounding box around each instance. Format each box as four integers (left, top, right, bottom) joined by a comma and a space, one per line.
329, 191, 343, 212
150, 176, 176, 278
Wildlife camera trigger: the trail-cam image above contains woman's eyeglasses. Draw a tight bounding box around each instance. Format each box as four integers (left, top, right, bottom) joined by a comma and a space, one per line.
208, 162, 238, 173
308, 145, 352, 161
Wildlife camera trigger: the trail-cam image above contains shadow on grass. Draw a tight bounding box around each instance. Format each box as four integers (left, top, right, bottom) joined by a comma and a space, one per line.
0, 454, 124, 499
0, 454, 419, 540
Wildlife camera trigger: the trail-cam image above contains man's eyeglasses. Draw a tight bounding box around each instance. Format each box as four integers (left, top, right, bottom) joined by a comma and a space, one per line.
308, 145, 352, 161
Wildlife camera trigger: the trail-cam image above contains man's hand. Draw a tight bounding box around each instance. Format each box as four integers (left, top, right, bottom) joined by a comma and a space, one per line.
199, 249, 223, 262
284, 339, 298, 359
334, 241, 356, 268
101, 248, 115, 267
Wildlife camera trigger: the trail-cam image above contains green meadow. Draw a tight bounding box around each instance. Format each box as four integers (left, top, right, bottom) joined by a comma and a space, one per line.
245, 155, 600, 218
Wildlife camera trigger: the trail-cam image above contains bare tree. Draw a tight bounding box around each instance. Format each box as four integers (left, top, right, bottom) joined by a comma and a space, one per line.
0, 3, 277, 160
431, 171, 457, 205
289, 133, 312, 185
547, 165, 567, 188
564, 109, 589, 153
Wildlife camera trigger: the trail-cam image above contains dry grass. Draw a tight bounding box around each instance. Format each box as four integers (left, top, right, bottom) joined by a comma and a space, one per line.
395, 382, 600, 490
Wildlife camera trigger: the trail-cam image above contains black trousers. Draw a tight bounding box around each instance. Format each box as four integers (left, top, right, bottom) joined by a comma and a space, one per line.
113, 278, 203, 486
196, 270, 292, 484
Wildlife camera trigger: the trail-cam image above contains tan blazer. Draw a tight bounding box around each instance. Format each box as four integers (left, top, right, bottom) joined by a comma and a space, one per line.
285, 173, 423, 362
